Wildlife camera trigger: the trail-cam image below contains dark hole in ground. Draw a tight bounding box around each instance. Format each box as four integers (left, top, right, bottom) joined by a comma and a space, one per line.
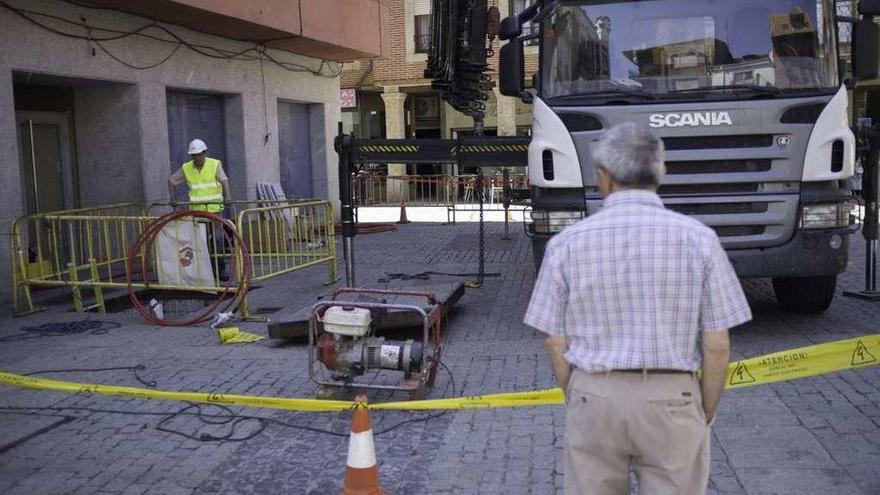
99, 287, 261, 315
252, 306, 283, 315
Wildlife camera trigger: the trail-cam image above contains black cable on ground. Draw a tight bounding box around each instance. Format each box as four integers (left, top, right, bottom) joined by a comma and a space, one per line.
369, 358, 457, 436
0, 360, 460, 442
0, 320, 121, 343
156, 403, 268, 442
0, 403, 443, 442
0, 415, 76, 455
436, 360, 458, 398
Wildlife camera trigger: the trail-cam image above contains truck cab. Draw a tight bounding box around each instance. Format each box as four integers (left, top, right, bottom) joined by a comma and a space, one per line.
500, 0, 880, 312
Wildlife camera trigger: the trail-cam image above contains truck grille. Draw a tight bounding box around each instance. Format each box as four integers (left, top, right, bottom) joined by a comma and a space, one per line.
666, 159, 772, 175
712, 226, 766, 237
666, 202, 769, 215
659, 135, 781, 243
658, 183, 759, 195
662, 134, 774, 150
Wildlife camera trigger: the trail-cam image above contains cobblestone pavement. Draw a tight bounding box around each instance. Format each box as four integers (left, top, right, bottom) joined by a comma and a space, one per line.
0, 220, 878, 494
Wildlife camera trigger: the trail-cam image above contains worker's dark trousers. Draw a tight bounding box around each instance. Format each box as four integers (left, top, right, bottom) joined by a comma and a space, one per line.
207, 218, 235, 281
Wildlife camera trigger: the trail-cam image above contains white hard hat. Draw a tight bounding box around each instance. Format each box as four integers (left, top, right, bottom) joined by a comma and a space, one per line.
187, 139, 207, 155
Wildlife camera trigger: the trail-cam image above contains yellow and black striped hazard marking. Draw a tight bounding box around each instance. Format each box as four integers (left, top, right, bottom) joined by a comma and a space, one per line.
452, 144, 530, 154
358, 145, 420, 153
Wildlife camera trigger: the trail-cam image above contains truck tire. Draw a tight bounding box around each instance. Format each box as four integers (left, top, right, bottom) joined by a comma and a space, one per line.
771, 276, 837, 314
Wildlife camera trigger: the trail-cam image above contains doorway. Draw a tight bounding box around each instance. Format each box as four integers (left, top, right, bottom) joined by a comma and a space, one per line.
277, 101, 314, 199
166, 91, 228, 201
16, 112, 75, 215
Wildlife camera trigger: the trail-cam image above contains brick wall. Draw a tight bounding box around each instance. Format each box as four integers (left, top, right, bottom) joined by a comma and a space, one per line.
371, 0, 430, 85
342, 0, 539, 90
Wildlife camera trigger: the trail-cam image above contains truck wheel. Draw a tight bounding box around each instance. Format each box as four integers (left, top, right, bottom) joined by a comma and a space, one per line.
771, 276, 837, 314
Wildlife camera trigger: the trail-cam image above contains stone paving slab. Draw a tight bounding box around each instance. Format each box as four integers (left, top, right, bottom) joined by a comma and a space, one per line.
734, 467, 866, 495
713, 426, 837, 469
0, 221, 878, 494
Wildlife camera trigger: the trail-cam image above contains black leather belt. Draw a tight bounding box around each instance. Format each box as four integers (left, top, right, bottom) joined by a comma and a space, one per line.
613, 369, 693, 374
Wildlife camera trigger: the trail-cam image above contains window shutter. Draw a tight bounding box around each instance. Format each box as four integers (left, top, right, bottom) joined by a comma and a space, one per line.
414, 0, 431, 16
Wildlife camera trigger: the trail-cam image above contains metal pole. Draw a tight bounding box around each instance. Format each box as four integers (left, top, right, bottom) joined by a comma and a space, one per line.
344, 237, 356, 288
867, 129, 880, 294
335, 124, 356, 287
870, 240, 878, 292
502, 167, 511, 240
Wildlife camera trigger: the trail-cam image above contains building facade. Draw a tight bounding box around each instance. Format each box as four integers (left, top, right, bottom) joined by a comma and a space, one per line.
341, 0, 539, 175
0, 0, 385, 302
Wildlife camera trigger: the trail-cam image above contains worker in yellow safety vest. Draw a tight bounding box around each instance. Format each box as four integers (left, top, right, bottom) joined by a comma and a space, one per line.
168, 138, 234, 280
168, 138, 231, 212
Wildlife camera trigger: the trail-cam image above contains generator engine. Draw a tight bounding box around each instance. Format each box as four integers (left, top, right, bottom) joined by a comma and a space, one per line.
317, 306, 423, 378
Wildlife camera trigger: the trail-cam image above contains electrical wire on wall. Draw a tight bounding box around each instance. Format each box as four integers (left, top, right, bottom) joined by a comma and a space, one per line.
0, 0, 342, 77
259, 52, 271, 145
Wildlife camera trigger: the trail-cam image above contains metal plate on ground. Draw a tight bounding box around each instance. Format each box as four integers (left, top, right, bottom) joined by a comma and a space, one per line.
267, 282, 464, 340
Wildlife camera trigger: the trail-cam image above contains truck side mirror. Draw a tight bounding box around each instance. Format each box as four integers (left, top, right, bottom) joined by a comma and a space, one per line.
499, 15, 522, 41
853, 18, 880, 81
500, 40, 531, 103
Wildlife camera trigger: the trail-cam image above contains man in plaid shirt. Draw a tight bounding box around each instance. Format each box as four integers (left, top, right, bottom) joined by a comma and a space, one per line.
525, 122, 752, 494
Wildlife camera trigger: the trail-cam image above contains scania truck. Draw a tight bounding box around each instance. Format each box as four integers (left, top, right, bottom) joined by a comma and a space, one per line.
499, 0, 880, 312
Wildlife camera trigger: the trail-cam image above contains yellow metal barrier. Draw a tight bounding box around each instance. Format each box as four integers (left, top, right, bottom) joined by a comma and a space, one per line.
11, 200, 338, 319
11, 203, 150, 315
235, 200, 338, 318
146, 199, 304, 219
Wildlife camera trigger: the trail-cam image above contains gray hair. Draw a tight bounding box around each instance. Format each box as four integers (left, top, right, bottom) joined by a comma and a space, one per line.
592, 122, 665, 186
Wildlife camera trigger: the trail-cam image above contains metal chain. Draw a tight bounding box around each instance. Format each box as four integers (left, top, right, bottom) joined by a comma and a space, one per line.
478, 170, 485, 286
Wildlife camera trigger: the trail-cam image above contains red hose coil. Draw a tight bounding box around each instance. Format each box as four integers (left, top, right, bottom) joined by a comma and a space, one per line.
125, 210, 251, 327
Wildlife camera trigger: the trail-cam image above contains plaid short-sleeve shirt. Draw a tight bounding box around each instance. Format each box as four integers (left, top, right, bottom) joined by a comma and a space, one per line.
524, 189, 752, 372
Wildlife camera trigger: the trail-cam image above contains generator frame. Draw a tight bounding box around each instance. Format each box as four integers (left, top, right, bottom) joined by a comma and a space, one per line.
307, 288, 445, 398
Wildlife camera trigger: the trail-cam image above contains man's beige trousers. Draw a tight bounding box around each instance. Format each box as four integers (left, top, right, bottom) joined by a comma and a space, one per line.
565, 369, 711, 495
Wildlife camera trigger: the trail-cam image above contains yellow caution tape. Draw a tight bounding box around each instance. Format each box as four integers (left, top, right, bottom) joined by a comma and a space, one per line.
0, 334, 876, 412
725, 333, 878, 389
0, 371, 354, 412
217, 327, 265, 345
371, 388, 564, 410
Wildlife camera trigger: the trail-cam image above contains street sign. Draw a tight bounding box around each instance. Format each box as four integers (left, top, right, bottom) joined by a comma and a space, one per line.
340, 88, 357, 109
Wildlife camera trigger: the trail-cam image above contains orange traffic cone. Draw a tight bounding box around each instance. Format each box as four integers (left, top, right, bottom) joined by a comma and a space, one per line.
341, 395, 385, 495
397, 199, 410, 224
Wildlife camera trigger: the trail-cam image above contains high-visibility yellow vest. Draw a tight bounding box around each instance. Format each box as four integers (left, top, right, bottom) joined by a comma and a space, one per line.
182, 158, 224, 213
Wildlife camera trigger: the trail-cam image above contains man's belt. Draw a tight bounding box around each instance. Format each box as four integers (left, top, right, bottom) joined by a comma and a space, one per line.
612, 369, 693, 374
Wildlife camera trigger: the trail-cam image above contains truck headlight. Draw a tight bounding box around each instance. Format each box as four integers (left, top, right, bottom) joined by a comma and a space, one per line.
799, 202, 852, 230
530, 210, 584, 234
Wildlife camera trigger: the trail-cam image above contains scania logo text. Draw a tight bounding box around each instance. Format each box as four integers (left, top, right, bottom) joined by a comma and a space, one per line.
648, 112, 733, 128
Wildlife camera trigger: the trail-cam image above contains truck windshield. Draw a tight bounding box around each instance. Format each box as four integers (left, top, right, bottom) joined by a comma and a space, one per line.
541, 0, 840, 100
